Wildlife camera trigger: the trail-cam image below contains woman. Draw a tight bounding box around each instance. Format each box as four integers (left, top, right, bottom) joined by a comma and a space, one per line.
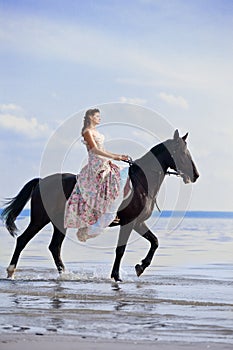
64, 108, 131, 242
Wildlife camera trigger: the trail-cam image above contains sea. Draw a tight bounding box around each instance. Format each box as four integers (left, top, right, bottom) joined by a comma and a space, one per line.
0, 210, 232, 344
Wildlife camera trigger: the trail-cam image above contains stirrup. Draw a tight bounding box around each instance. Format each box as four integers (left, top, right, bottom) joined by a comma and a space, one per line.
112, 215, 120, 224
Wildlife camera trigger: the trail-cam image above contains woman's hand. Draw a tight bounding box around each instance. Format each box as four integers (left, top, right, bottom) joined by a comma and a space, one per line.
113, 154, 129, 161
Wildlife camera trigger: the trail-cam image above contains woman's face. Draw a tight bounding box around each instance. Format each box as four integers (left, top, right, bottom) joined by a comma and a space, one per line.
91, 112, 101, 125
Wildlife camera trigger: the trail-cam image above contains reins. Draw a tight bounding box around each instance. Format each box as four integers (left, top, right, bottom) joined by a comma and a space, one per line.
122, 156, 181, 177
122, 157, 181, 213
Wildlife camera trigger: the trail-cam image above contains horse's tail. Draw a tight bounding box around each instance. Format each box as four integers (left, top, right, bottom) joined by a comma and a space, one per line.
0, 178, 41, 237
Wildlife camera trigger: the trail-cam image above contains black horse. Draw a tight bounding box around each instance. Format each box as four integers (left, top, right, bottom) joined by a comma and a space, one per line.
1, 130, 199, 281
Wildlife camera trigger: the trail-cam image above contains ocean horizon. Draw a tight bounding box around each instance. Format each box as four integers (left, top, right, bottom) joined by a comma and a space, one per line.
0, 208, 233, 219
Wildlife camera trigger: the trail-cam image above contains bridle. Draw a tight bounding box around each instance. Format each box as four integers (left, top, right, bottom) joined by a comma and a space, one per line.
123, 156, 181, 177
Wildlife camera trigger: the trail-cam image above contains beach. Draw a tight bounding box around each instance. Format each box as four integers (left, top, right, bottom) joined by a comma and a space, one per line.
0, 213, 233, 348
1, 334, 233, 350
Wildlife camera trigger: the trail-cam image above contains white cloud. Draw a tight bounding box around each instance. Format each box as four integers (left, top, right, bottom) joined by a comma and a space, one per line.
119, 96, 147, 105
0, 107, 51, 139
116, 77, 181, 88
158, 92, 189, 109
0, 103, 23, 112
51, 91, 59, 99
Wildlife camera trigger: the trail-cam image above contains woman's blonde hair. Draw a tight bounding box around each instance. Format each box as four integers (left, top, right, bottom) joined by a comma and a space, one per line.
81, 108, 100, 136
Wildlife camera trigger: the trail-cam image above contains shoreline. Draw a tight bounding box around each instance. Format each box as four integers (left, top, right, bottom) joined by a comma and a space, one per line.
0, 334, 233, 350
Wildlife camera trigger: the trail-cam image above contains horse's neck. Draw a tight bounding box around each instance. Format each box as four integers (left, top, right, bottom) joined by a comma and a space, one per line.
134, 151, 168, 200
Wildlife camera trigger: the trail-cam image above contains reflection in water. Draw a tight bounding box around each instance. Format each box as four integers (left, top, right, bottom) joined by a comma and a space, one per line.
111, 281, 121, 291
12, 294, 20, 306
54, 280, 66, 294
50, 280, 66, 309
50, 297, 63, 309
114, 301, 128, 311
50, 317, 64, 330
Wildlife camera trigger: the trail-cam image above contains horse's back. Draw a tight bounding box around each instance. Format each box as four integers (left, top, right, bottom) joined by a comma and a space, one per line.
32, 172, 77, 205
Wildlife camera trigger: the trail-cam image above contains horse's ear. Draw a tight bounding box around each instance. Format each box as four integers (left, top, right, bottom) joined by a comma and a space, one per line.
182, 132, 189, 141
173, 129, 180, 140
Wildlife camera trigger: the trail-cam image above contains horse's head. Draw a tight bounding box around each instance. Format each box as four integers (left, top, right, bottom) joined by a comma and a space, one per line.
165, 130, 199, 184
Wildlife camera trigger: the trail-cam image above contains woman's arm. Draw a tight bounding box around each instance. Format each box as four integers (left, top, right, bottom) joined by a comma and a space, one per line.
83, 130, 128, 161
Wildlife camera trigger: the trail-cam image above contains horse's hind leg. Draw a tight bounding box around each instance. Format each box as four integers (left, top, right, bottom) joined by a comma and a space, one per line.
49, 225, 66, 275
134, 222, 159, 277
7, 221, 48, 278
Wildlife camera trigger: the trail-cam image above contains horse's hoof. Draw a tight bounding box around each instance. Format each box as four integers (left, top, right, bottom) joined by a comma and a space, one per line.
111, 281, 122, 290
6, 265, 15, 279
115, 278, 123, 282
111, 277, 123, 283
135, 264, 144, 277
57, 267, 65, 277
111, 273, 122, 282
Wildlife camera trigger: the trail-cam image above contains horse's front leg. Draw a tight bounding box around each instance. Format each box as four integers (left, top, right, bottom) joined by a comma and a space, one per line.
133, 221, 159, 277
111, 222, 134, 282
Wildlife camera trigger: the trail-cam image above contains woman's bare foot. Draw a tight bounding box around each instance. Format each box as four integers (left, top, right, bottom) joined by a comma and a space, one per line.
76, 227, 88, 242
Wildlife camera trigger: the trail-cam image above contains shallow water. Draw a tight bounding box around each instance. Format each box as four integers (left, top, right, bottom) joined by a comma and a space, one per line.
0, 215, 233, 343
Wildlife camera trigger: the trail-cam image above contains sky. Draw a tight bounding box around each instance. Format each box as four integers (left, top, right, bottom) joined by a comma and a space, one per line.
0, 0, 233, 211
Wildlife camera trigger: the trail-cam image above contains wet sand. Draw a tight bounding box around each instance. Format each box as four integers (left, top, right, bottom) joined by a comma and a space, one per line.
1, 334, 233, 350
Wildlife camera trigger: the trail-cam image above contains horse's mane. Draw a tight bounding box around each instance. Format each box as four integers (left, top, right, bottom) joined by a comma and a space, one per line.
150, 141, 169, 157
129, 143, 166, 191
128, 139, 171, 194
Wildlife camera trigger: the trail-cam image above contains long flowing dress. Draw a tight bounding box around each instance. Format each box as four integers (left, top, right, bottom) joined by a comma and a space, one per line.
63, 130, 131, 242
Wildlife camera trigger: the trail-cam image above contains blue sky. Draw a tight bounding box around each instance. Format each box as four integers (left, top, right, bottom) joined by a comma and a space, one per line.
0, 0, 233, 211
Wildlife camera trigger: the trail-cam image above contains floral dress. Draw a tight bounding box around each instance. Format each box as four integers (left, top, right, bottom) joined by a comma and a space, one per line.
64, 130, 130, 241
